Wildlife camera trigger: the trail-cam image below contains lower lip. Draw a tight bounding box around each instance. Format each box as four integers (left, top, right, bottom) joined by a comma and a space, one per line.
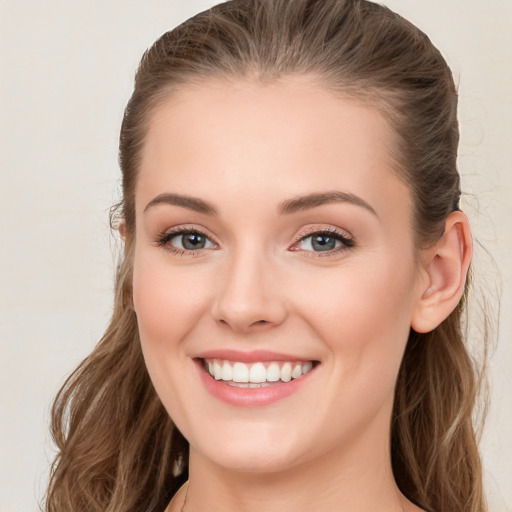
196, 360, 315, 407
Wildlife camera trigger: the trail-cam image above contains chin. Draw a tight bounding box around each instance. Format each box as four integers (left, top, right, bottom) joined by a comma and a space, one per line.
191, 430, 308, 475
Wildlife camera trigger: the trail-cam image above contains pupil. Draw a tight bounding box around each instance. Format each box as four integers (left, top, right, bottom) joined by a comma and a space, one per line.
312, 235, 336, 251
183, 233, 206, 250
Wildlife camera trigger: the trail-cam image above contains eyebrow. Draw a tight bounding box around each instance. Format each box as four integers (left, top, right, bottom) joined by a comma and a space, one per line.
143, 190, 377, 217
278, 191, 377, 217
144, 193, 218, 215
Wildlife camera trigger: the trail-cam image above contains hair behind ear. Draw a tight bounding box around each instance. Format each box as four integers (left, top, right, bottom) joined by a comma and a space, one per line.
392, 307, 487, 511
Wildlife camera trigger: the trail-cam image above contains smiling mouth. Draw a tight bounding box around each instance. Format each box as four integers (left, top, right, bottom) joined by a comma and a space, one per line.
200, 358, 317, 388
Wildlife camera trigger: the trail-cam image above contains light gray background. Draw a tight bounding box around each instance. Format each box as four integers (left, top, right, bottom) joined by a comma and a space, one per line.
0, 1, 510, 511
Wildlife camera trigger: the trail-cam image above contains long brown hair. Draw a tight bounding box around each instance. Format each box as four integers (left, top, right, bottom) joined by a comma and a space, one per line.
45, 1, 490, 511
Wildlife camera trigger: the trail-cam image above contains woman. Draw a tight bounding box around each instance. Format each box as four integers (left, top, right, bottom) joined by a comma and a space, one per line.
45, 0, 489, 511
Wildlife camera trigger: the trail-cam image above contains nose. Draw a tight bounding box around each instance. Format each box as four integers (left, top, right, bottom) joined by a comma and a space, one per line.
210, 245, 287, 334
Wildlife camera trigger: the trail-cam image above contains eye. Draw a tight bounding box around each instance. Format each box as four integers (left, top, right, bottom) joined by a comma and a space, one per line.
291, 229, 355, 255
156, 228, 217, 254
171, 231, 214, 250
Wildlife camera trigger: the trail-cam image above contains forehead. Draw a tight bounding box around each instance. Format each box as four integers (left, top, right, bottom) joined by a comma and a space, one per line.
137, 77, 411, 223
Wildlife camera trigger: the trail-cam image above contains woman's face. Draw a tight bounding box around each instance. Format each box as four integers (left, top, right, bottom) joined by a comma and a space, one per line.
132, 77, 425, 473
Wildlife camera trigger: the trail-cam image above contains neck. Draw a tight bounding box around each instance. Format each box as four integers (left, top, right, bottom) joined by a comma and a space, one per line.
183, 422, 407, 512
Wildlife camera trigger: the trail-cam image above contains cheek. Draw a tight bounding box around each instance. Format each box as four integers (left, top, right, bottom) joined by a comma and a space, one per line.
132, 251, 210, 347
131, 250, 213, 424
289, 258, 416, 436
297, 255, 416, 379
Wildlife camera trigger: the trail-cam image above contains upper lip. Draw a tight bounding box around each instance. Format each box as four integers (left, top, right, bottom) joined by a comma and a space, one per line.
194, 349, 316, 363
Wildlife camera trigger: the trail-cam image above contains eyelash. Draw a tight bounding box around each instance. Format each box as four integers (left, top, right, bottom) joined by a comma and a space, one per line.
155, 226, 216, 256
155, 226, 355, 257
290, 228, 355, 257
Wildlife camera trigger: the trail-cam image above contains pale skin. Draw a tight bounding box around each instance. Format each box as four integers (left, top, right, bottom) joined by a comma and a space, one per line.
127, 76, 472, 512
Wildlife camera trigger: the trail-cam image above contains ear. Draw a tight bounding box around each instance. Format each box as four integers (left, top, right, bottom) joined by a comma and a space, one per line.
119, 221, 127, 243
411, 211, 472, 333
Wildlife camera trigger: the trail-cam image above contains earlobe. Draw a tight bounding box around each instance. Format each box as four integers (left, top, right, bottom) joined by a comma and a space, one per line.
411, 211, 472, 333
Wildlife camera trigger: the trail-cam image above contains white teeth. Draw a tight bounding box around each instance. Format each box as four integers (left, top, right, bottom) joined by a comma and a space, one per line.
249, 362, 267, 383
266, 362, 281, 382
204, 359, 315, 384
213, 361, 222, 380
221, 361, 233, 381
302, 361, 313, 375
232, 362, 249, 383
280, 362, 292, 382
291, 364, 302, 379
226, 382, 272, 388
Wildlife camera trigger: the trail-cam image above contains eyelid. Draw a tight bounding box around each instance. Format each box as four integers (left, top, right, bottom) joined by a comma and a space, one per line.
155, 224, 219, 255
154, 223, 355, 257
289, 225, 355, 256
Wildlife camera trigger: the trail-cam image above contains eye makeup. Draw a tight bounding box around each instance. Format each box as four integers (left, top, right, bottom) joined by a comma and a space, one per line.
289, 227, 356, 258
154, 223, 356, 259
155, 225, 218, 256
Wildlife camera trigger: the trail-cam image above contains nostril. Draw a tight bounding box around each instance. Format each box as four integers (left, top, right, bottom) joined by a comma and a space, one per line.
247, 319, 271, 329
217, 318, 268, 328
